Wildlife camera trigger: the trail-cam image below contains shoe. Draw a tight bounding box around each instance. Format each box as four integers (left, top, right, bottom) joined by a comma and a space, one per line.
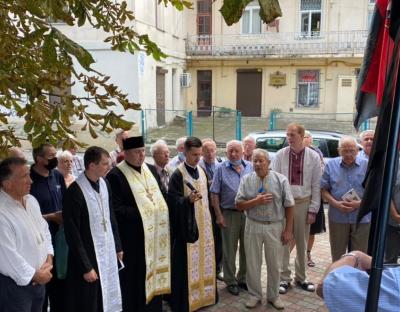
307, 251, 316, 267
245, 296, 260, 308
295, 280, 315, 292
238, 282, 248, 291
279, 281, 291, 294
216, 273, 224, 281
227, 285, 239, 296
268, 297, 285, 310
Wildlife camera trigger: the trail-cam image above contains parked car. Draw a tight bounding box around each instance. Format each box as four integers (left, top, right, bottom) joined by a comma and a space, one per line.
249, 130, 361, 161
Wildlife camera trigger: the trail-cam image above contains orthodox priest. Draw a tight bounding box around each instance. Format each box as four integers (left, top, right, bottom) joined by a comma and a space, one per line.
168, 137, 217, 312
63, 146, 122, 312
106, 136, 171, 312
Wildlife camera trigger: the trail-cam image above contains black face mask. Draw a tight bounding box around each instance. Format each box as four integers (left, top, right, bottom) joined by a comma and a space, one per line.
45, 157, 58, 171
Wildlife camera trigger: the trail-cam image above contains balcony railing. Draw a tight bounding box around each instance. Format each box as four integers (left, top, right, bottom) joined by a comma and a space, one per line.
186, 31, 368, 57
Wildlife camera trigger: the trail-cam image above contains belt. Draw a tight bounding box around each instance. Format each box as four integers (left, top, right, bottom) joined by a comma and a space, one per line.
294, 196, 311, 204
248, 218, 281, 225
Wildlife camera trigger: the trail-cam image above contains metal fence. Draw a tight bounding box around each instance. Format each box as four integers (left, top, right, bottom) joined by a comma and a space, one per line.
138, 108, 375, 146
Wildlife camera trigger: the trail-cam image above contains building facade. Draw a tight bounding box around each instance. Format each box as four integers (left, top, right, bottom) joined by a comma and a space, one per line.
184, 0, 375, 120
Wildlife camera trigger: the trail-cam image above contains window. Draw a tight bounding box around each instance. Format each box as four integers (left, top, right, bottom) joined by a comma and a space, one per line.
300, 0, 321, 37
197, 0, 212, 35
256, 137, 286, 152
242, 2, 261, 34
297, 70, 320, 108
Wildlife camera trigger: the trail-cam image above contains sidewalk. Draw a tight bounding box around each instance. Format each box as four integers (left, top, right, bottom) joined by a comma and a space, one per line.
203, 217, 331, 312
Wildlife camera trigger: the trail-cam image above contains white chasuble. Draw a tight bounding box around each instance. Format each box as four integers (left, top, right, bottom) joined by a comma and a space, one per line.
178, 163, 216, 312
76, 174, 122, 312
117, 161, 171, 303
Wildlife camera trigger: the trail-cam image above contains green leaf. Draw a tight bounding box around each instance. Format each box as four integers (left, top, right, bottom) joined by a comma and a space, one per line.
43, 32, 58, 64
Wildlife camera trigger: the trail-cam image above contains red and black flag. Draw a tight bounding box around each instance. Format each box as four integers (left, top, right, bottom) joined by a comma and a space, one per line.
354, 0, 394, 129
357, 0, 400, 224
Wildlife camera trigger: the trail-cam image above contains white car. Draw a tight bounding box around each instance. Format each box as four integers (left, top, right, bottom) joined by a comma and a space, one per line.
249, 130, 361, 162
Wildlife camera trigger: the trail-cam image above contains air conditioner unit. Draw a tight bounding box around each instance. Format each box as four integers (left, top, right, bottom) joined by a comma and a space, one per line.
180, 73, 192, 88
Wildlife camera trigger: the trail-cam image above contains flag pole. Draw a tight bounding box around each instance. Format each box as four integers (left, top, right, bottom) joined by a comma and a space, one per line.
365, 68, 400, 312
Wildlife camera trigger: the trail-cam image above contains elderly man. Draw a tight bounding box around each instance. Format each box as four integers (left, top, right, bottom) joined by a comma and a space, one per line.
316, 250, 400, 311
359, 130, 374, 160
273, 123, 321, 294
148, 139, 173, 194
67, 145, 84, 178
106, 136, 171, 311
109, 130, 129, 167
0, 157, 54, 312
199, 138, 219, 183
236, 149, 294, 309
169, 137, 186, 170
243, 136, 256, 162
210, 140, 253, 296
321, 136, 370, 262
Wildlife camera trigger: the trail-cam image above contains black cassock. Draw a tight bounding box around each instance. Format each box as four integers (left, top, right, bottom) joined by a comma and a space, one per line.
167, 165, 218, 312
106, 164, 164, 312
63, 180, 122, 312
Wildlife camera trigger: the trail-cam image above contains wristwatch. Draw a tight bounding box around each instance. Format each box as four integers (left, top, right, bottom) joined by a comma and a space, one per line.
341, 252, 359, 268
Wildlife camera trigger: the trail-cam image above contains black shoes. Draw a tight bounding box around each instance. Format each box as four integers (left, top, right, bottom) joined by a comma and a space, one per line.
227, 285, 239, 296
238, 282, 248, 291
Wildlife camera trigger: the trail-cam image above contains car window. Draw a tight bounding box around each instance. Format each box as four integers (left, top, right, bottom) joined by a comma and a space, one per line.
313, 139, 329, 158
327, 139, 339, 158
256, 137, 286, 152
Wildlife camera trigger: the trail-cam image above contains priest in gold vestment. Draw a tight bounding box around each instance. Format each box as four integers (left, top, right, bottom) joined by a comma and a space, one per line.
168, 137, 217, 312
106, 136, 171, 312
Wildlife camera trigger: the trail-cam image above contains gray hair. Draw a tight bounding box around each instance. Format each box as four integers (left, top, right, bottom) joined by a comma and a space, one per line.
360, 130, 375, 140
150, 139, 168, 155
304, 130, 312, 138
226, 140, 242, 150
339, 136, 358, 148
57, 150, 73, 162
252, 148, 270, 161
243, 135, 255, 143
175, 137, 186, 148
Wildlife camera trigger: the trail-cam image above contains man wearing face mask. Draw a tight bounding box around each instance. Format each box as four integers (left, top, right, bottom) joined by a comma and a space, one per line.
169, 137, 187, 171
30, 143, 66, 312
210, 140, 253, 296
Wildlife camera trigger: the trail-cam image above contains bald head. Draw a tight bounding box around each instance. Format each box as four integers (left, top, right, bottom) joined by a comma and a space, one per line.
339, 136, 358, 166
8, 147, 26, 160
226, 140, 243, 163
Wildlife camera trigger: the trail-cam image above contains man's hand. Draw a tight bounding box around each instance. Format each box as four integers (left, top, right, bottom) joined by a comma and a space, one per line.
334, 200, 357, 213
342, 200, 361, 210
43, 212, 63, 225
188, 191, 202, 203
32, 265, 53, 285
255, 192, 273, 205
216, 214, 226, 228
117, 251, 124, 261
83, 269, 98, 283
281, 230, 293, 245
307, 212, 316, 224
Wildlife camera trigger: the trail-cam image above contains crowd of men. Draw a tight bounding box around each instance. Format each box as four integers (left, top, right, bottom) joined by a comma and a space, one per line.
3, 122, 399, 312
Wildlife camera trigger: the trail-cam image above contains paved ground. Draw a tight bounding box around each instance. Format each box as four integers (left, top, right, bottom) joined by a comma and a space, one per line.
167, 211, 332, 312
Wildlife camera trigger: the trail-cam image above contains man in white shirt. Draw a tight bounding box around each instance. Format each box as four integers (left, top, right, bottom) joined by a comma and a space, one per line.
272, 123, 322, 294
0, 157, 54, 312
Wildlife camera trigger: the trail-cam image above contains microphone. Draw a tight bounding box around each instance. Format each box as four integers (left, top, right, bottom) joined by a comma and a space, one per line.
184, 179, 202, 199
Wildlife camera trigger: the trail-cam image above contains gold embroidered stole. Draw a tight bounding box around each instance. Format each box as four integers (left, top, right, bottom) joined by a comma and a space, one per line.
178, 164, 216, 311
117, 161, 171, 303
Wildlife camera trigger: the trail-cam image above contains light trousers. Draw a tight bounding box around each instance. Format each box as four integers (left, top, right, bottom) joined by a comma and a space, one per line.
245, 218, 284, 301
281, 199, 310, 283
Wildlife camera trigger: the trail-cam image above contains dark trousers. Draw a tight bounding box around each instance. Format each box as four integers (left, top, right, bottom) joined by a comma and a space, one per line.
42, 267, 65, 312
211, 210, 223, 274
385, 225, 400, 264
0, 274, 45, 312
